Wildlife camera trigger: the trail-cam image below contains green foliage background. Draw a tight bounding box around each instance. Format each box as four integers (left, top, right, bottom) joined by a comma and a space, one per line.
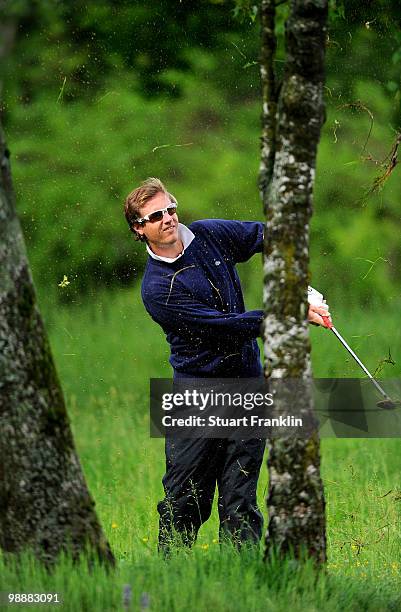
2, 0, 401, 315
2, 2, 401, 605
7, 73, 401, 309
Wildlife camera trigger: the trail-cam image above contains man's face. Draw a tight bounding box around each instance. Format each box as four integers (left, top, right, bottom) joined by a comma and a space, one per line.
134, 191, 179, 250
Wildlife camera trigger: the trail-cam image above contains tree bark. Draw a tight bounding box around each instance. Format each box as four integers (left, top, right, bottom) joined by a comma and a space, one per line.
260, 0, 328, 564
259, 0, 278, 206
0, 125, 115, 568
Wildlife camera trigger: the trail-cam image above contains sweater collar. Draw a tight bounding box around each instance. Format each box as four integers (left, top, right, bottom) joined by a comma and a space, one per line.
146, 223, 195, 263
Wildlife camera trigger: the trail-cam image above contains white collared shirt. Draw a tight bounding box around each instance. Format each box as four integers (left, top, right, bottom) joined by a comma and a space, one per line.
146, 223, 195, 263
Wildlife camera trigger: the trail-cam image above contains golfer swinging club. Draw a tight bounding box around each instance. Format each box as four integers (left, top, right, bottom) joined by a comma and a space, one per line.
124, 177, 329, 550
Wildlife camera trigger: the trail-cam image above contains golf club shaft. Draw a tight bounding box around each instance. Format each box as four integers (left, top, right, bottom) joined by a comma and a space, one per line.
330, 326, 389, 399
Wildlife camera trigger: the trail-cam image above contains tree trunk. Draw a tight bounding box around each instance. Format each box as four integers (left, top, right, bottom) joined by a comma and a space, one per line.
260, 0, 327, 564
0, 125, 115, 568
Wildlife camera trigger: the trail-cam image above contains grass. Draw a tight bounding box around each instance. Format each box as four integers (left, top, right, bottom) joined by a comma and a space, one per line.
2, 544, 401, 611
1, 284, 401, 610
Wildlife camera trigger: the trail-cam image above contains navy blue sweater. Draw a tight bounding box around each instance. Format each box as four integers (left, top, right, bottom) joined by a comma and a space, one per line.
141, 219, 264, 377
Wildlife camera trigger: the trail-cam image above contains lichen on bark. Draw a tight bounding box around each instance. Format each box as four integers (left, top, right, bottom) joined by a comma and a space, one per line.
260, 0, 328, 564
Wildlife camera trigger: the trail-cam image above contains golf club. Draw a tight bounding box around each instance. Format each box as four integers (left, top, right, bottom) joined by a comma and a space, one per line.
320, 315, 398, 410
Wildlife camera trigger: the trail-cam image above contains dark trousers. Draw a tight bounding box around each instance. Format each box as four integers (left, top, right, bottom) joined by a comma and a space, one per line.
158, 437, 265, 550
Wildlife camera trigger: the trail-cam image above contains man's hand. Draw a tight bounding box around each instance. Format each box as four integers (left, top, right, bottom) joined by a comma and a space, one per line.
308, 304, 331, 327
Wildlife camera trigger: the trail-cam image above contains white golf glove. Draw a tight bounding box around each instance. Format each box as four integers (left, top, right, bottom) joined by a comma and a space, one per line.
307, 286, 329, 311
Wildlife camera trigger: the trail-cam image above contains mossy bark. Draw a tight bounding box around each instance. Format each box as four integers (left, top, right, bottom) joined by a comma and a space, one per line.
260, 0, 327, 564
0, 125, 115, 568
259, 0, 277, 206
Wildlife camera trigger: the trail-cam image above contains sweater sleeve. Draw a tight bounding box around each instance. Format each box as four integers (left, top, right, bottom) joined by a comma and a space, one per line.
142, 285, 263, 343
199, 220, 264, 264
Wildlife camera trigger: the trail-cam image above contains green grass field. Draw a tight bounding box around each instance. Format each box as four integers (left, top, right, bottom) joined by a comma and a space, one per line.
1, 284, 401, 611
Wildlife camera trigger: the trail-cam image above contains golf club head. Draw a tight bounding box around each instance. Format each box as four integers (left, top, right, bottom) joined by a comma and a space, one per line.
376, 398, 400, 410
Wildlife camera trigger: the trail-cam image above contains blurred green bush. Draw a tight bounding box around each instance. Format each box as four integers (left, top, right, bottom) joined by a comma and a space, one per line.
2, 2, 400, 310
7, 72, 400, 309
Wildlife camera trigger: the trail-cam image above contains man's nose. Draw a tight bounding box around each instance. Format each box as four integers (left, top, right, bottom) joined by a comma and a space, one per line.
162, 210, 173, 222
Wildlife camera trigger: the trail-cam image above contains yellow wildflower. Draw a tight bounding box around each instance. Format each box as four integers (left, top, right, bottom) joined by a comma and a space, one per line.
58, 275, 70, 288
111, 522, 118, 529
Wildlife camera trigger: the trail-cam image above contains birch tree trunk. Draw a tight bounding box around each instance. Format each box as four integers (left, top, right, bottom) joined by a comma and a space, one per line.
260, 0, 327, 563
0, 124, 115, 568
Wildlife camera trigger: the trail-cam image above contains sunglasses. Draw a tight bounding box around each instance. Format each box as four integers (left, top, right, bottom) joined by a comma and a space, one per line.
135, 203, 177, 225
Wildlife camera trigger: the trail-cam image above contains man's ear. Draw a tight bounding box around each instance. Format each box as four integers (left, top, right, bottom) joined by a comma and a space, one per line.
133, 222, 145, 237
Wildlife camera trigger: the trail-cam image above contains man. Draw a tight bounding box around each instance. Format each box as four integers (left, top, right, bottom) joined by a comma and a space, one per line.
124, 177, 329, 550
